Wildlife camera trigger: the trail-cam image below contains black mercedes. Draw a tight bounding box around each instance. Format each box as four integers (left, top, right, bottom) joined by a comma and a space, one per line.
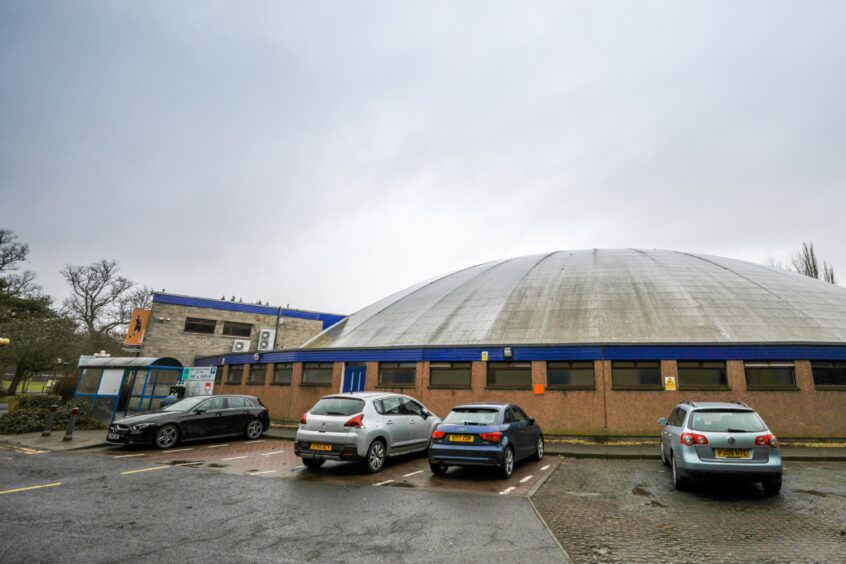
106, 395, 270, 449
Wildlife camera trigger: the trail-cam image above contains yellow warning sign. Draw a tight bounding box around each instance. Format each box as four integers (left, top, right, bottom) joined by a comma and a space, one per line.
664, 376, 677, 391
481, 351, 489, 361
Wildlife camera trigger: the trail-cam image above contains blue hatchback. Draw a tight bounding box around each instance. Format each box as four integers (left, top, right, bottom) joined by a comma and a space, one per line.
428, 403, 544, 479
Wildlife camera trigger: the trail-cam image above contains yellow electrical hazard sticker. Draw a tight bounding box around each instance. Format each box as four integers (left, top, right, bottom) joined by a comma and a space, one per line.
481, 351, 488, 361
664, 376, 677, 391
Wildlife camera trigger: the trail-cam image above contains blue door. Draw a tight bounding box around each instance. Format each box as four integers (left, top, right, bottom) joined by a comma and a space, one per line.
342, 364, 367, 393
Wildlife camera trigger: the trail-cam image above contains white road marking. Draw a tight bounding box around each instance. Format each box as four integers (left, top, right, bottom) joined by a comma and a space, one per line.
167, 448, 193, 453
292, 465, 305, 470
221, 456, 248, 461
250, 470, 278, 475
113, 453, 146, 458
0, 482, 61, 495
498, 487, 516, 495
540, 465, 550, 471
374, 479, 394, 486
403, 470, 424, 478
519, 475, 534, 483
244, 440, 266, 444
565, 491, 601, 497
260, 450, 285, 456
121, 466, 170, 475
207, 444, 229, 449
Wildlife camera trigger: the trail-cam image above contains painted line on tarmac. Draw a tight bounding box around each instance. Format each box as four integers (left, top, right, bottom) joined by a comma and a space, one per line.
499, 487, 516, 495
250, 470, 278, 475
245, 440, 266, 444
121, 466, 170, 475
374, 479, 394, 486
221, 456, 248, 461
519, 475, 534, 483
207, 444, 229, 449
292, 465, 305, 470
167, 448, 193, 453
260, 450, 285, 456
403, 470, 424, 477
0, 482, 61, 495
113, 453, 146, 459
17, 447, 49, 455
540, 465, 550, 471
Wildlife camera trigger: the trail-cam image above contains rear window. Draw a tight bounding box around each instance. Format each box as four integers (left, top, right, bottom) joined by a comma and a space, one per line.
310, 397, 365, 416
444, 408, 500, 425
688, 410, 766, 433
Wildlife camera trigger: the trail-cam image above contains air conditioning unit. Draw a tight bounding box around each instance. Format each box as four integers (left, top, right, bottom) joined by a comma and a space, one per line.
232, 339, 251, 353
257, 329, 276, 351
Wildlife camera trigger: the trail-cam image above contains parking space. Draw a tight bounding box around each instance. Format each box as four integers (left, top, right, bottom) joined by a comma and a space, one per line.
89, 437, 558, 496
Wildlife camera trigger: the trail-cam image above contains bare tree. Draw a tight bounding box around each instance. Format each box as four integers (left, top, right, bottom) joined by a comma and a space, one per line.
61, 259, 137, 336
0, 228, 41, 298
788, 241, 836, 285
823, 262, 837, 285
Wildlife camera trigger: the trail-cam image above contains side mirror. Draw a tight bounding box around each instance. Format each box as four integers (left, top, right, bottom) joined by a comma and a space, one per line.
657, 417, 667, 425
421, 408, 430, 419
529, 416, 536, 425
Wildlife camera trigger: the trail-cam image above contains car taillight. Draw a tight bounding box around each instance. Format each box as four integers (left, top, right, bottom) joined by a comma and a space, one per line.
755, 434, 779, 447
432, 430, 445, 440
681, 432, 708, 446
300, 413, 307, 425
479, 432, 502, 443
344, 413, 365, 428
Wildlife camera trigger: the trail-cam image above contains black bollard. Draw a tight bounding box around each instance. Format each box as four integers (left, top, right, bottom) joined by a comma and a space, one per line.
62, 407, 79, 442
42, 404, 59, 437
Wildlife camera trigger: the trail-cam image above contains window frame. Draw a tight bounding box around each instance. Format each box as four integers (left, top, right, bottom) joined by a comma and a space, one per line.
546, 361, 595, 390
744, 361, 798, 391
677, 361, 729, 390
221, 321, 253, 338
486, 362, 532, 389
811, 361, 846, 390
378, 362, 417, 388
247, 364, 267, 386
611, 361, 662, 390
428, 362, 472, 389
302, 363, 333, 386
272, 363, 293, 386
183, 317, 216, 335
226, 365, 244, 385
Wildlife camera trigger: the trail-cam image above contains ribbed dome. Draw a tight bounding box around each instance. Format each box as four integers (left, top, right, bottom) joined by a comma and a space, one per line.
303, 249, 846, 348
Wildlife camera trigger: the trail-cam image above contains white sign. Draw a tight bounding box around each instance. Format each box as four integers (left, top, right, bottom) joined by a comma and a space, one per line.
97, 368, 124, 395
181, 366, 217, 382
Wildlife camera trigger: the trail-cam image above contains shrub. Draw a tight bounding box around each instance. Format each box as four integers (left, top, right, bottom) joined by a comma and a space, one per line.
52, 376, 79, 403
18, 394, 62, 410
0, 398, 105, 434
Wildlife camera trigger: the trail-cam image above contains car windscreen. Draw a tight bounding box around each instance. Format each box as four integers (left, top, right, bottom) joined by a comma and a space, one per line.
688, 410, 766, 433
310, 397, 365, 416
161, 397, 207, 412
444, 408, 500, 425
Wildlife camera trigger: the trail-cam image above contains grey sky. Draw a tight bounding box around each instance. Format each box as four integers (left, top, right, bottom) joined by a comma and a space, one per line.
2, 1, 844, 315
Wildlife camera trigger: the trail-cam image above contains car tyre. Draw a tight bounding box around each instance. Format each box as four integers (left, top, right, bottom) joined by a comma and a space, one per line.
364, 439, 386, 474
154, 424, 179, 450
661, 443, 670, 467
429, 462, 448, 476
302, 458, 325, 470
499, 447, 515, 479
245, 418, 264, 440
671, 452, 688, 490
762, 476, 782, 496
532, 436, 544, 461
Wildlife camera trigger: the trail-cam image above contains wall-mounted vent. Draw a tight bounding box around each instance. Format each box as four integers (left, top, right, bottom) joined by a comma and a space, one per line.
232, 339, 251, 353
257, 329, 276, 351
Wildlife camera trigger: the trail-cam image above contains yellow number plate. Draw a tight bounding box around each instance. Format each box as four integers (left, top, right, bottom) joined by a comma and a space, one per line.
310, 443, 332, 451
449, 434, 475, 443
714, 449, 751, 459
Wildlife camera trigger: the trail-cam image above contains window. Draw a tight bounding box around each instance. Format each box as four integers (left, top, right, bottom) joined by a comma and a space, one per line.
200, 396, 226, 411
227, 365, 244, 385
511, 406, 530, 423
444, 408, 499, 425
677, 361, 728, 389
487, 362, 531, 388
429, 362, 472, 388
611, 361, 661, 389
248, 364, 266, 385
375, 396, 403, 415
302, 363, 333, 385
222, 321, 252, 338
668, 407, 687, 427
689, 410, 765, 433
77, 368, 102, 394
379, 363, 416, 386
184, 317, 216, 334
227, 397, 249, 409
547, 361, 594, 389
152, 370, 179, 396
745, 362, 796, 390
812, 362, 846, 388
401, 399, 424, 416
310, 397, 364, 416
214, 366, 223, 385
273, 363, 293, 385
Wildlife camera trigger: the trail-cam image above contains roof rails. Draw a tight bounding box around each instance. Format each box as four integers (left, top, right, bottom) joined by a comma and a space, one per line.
730, 400, 749, 408
682, 400, 696, 407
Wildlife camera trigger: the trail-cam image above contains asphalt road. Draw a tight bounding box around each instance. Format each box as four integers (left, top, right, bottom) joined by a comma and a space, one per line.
0, 444, 566, 563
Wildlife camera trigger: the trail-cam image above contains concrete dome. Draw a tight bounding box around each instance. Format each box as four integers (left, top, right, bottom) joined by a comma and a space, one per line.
303, 249, 846, 349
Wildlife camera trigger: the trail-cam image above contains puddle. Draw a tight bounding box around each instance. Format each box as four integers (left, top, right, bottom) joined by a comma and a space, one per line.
632, 485, 652, 497
388, 482, 417, 488
207, 463, 226, 468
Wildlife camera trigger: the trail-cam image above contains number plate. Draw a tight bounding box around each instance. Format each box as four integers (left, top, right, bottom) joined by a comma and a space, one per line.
714, 449, 752, 459
449, 434, 475, 443
310, 443, 332, 451
107, 433, 121, 440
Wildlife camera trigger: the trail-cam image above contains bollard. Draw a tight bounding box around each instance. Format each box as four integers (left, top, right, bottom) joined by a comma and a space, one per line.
42, 404, 59, 437
62, 407, 79, 442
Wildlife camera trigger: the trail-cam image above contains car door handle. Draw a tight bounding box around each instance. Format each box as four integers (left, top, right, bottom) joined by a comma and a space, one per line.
386, 420, 394, 425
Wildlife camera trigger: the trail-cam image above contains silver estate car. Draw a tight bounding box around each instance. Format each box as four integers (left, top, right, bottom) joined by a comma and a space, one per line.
295, 392, 441, 473
658, 400, 783, 494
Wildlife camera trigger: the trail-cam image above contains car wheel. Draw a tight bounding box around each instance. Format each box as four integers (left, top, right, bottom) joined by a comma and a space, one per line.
364, 439, 386, 473
245, 418, 264, 440
499, 447, 515, 479
661, 443, 670, 467
154, 425, 179, 449
532, 436, 544, 461
671, 452, 687, 490
429, 462, 448, 476
762, 476, 782, 496
302, 458, 325, 470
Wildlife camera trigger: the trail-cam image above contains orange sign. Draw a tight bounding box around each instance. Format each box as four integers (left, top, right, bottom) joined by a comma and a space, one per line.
534, 383, 545, 395
124, 308, 151, 346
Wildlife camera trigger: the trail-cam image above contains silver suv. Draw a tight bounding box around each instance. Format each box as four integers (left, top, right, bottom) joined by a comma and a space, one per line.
658, 401, 783, 494
295, 392, 441, 473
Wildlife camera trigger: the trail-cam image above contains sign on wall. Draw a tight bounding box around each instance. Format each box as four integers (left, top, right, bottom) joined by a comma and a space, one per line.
124, 308, 151, 346
180, 366, 217, 397
664, 376, 677, 391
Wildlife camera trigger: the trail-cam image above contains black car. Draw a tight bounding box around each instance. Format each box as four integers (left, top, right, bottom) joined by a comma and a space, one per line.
429, 403, 544, 478
106, 395, 270, 449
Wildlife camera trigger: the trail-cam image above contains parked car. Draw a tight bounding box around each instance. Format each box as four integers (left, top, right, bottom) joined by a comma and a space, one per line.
295, 392, 441, 473
106, 395, 270, 449
428, 403, 544, 479
658, 400, 783, 494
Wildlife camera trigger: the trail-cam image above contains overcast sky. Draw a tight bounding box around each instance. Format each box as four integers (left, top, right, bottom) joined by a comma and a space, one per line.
1, 1, 844, 315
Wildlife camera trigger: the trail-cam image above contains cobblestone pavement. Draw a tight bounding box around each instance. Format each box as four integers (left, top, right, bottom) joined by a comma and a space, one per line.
533, 458, 846, 563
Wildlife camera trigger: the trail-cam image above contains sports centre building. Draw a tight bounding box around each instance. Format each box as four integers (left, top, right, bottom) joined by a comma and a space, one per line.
199, 249, 846, 437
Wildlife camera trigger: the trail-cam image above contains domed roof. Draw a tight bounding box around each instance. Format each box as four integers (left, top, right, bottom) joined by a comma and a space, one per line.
303, 249, 846, 349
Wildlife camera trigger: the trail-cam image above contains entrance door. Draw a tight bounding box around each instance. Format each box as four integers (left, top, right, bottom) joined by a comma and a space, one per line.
342, 364, 367, 393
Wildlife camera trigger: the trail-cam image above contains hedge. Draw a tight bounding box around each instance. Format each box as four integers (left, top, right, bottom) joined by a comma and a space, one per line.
0, 395, 105, 434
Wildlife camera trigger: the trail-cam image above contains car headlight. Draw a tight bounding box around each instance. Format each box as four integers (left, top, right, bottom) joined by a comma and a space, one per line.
131, 423, 152, 431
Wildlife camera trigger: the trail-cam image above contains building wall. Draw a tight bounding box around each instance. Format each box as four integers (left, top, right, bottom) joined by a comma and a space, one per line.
216, 359, 846, 437
140, 302, 324, 366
